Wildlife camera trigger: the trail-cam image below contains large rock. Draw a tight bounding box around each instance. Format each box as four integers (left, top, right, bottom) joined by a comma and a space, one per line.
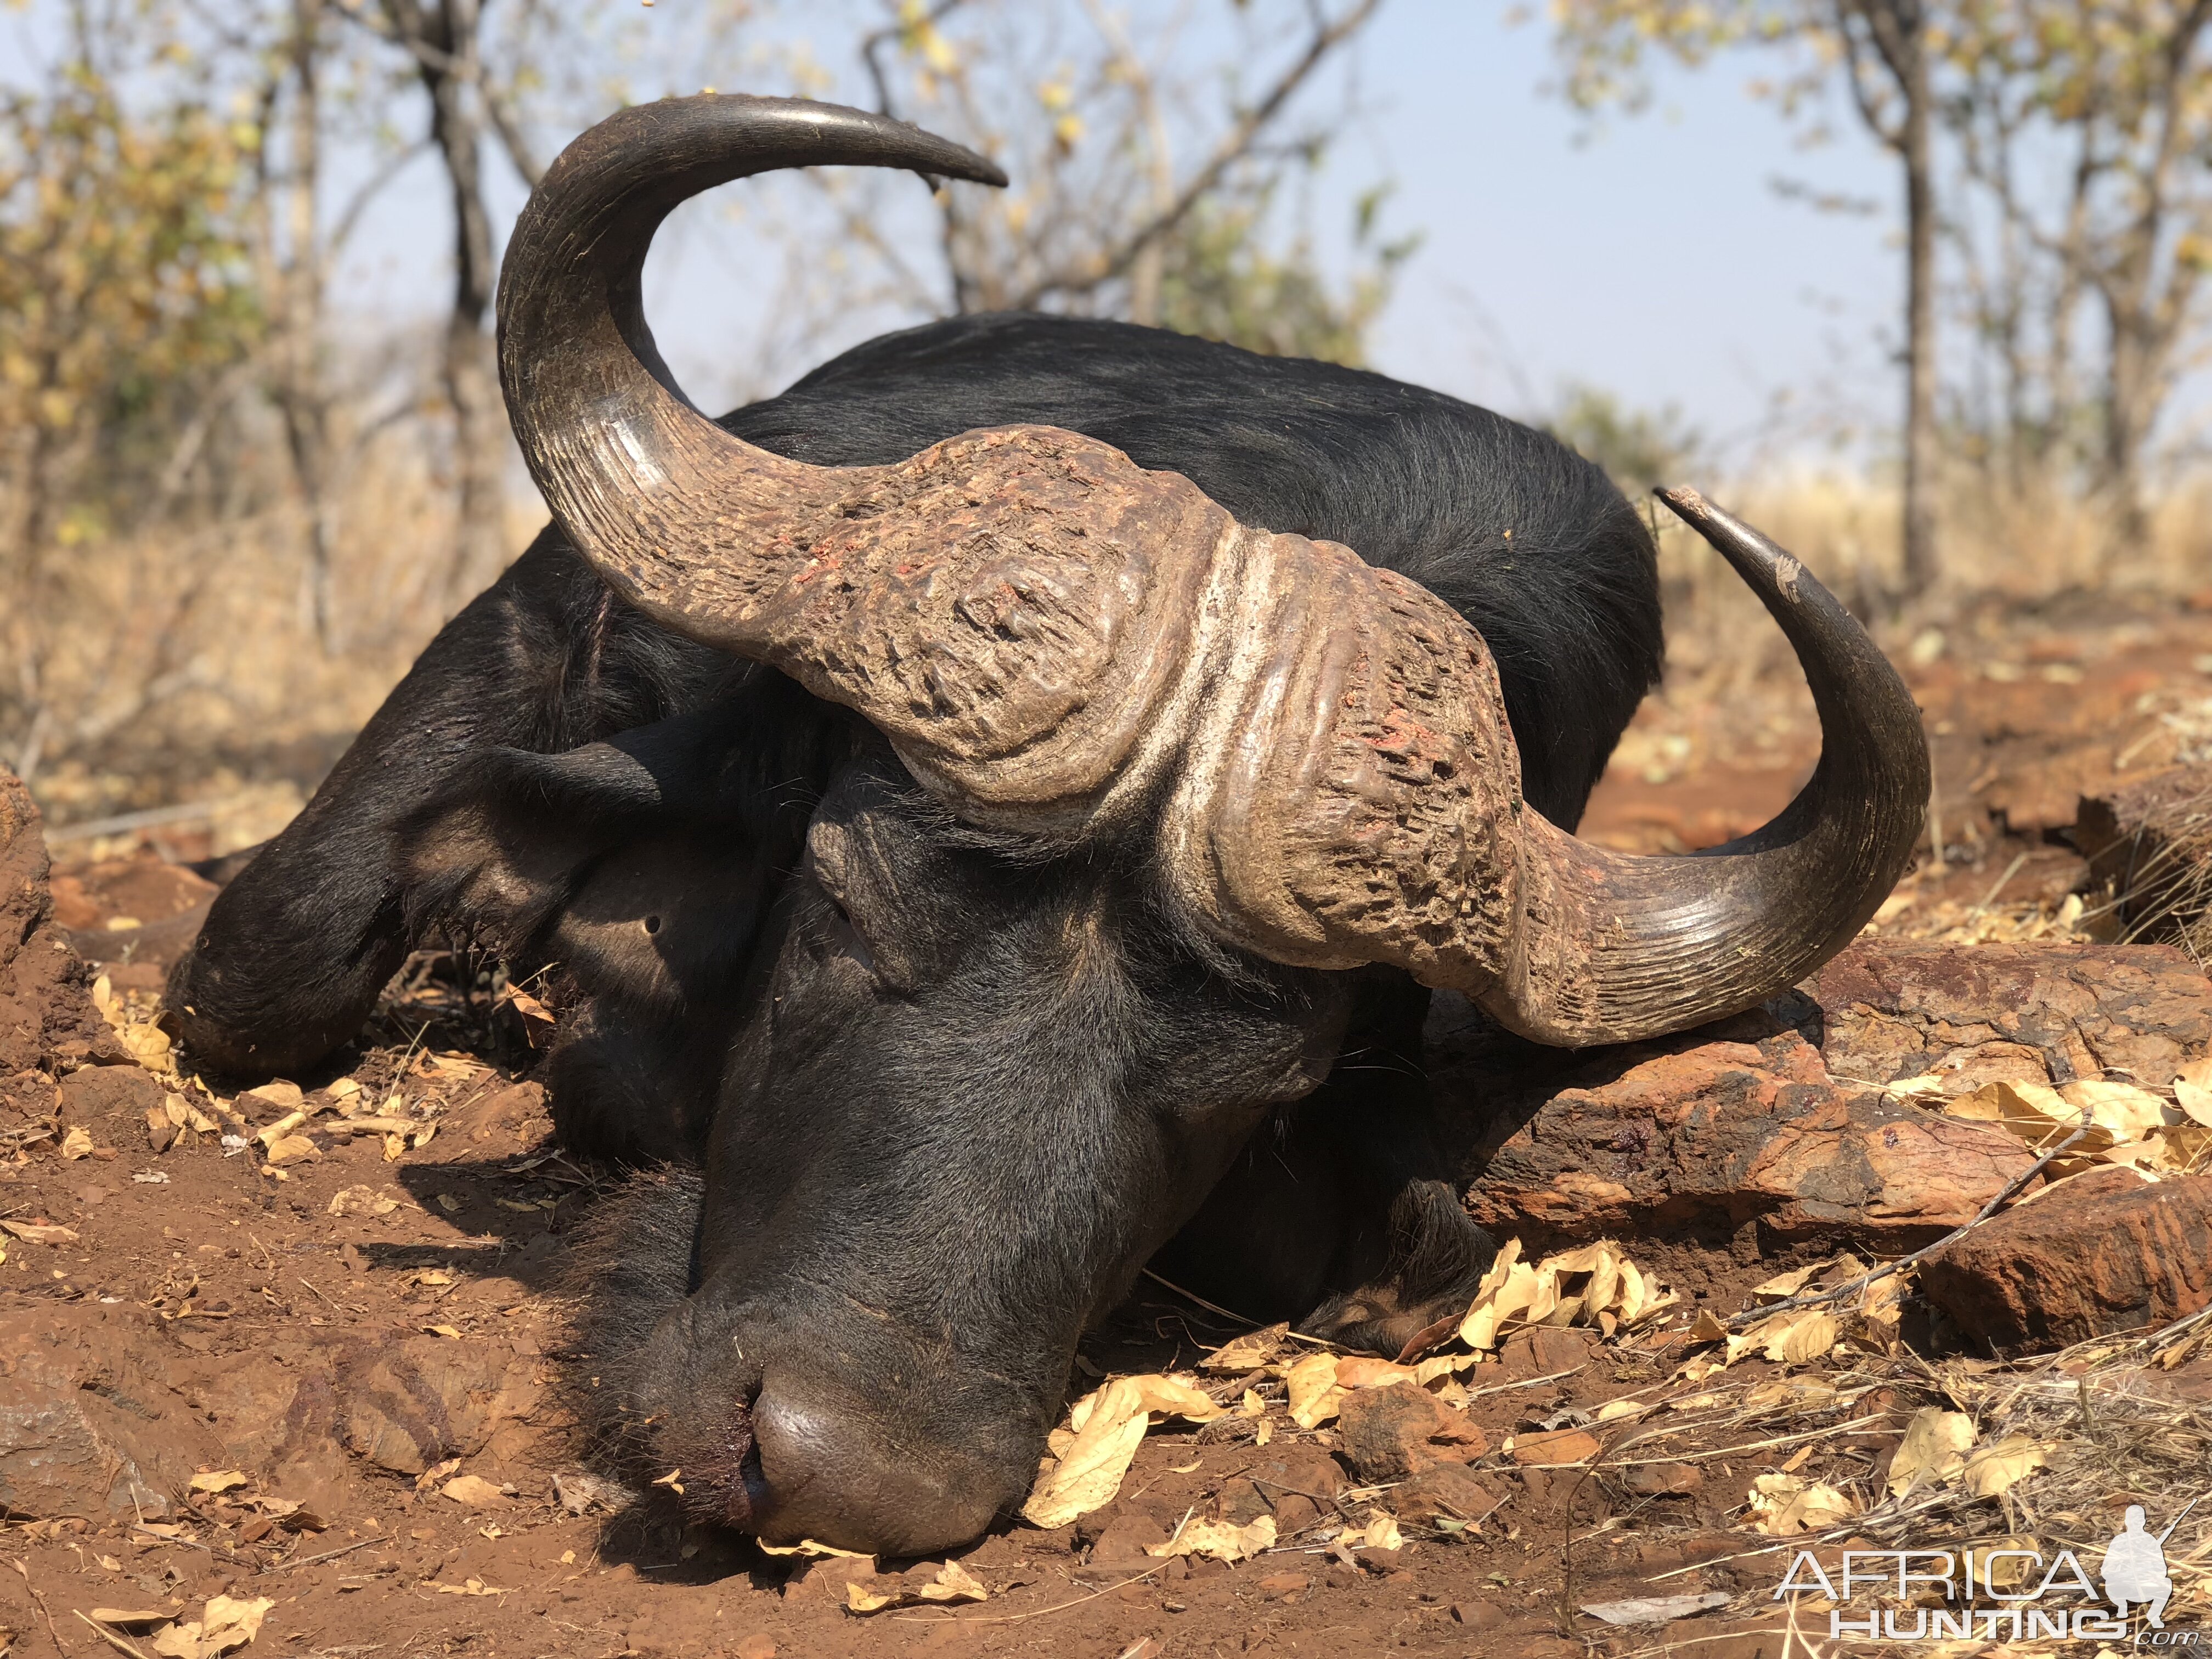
182, 1329, 546, 1479
2076, 765, 2212, 959
0, 1305, 222, 1519
0, 765, 128, 1077
0, 1302, 545, 1522
1459, 1019, 2035, 1249
1812, 938, 2212, 1092
1918, 1167, 2212, 1350
1446, 939, 2212, 1250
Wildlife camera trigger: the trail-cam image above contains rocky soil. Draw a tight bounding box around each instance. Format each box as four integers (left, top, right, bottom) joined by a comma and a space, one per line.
5, 595, 2212, 1659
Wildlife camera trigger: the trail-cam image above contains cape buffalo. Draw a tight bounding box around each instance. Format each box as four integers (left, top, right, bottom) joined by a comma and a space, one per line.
165, 95, 1928, 1554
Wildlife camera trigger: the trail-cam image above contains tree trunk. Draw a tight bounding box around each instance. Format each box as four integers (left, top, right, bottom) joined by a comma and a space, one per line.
390, 0, 507, 606
1898, 12, 1939, 598
274, 0, 340, 649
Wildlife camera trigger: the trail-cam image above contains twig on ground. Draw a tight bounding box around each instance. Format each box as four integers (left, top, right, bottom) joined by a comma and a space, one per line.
75, 1612, 151, 1659
259, 1536, 380, 1575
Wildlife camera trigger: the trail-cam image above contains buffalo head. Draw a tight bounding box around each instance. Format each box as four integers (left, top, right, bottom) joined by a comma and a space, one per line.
317, 95, 1933, 1556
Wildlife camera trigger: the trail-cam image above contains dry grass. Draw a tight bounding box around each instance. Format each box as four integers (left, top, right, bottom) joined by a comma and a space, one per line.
9, 443, 2212, 837
12, 441, 537, 846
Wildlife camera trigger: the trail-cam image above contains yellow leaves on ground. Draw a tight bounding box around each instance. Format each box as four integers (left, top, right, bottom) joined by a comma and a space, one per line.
1274, 1349, 1479, 1430
1353, 1513, 1404, 1551
1201, 1322, 1291, 1372
1888, 1407, 1975, 1496
0, 1218, 79, 1244
845, 1561, 988, 1614
1878, 1408, 2053, 1502
754, 1538, 871, 1560
1750, 1472, 1859, 1536
1285, 1351, 1348, 1430
142, 1594, 275, 1659
1147, 1514, 1276, 1563
325, 1185, 403, 1218
186, 1470, 246, 1494
92, 974, 176, 1076
1022, 1374, 1221, 1528
1458, 1238, 1675, 1351
1945, 1076, 2208, 1174
1961, 1434, 2049, 1497
59, 1126, 95, 1159
1726, 1308, 1841, 1368
2175, 1058, 2212, 1127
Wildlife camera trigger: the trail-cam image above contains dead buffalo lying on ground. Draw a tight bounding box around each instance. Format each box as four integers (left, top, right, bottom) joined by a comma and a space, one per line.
165, 96, 1928, 1554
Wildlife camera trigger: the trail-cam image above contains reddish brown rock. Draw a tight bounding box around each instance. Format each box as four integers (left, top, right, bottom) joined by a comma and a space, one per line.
1499, 1328, 1594, 1380
1452, 939, 2212, 1250
1462, 1023, 2034, 1248
1510, 1427, 1599, 1465
1812, 938, 2212, 1092
57, 1063, 166, 1135
1918, 1167, 2212, 1351
1622, 1462, 1704, 1497
1335, 1381, 1487, 1482
0, 1305, 222, 1519
1234, 1443, 1346, 1532
1387, 1463, 1506, 1525
2076, 765, 2212, 958
1084, 1502, 1171, 1565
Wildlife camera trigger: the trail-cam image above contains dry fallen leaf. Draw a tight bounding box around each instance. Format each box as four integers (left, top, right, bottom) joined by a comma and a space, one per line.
845, 1560, 989, 1614
1283, 1352, 1347, 1429
1961, 1434, 2050, 1498
60, 1126, 95, 1159
1148, 1514, 1276, 1563
188, 1471, 247, 1495
440, 1475, 510, 1509
0, 1220, 78, 1244
1459, 1237, 1674, 1351
1887, 1407, 1975, 1497
1963, 1534, 2042, 1590
1355, 1513, 1403, 1551
1021, 1374, 1221, 1528
1581, 1591, 1732, 1627
431, 1579, 507, 1597
1201, 1322, 1290, 1372
90, 1610, 174, 1627
242, 1082, 304, 1112
755, 1540, 870, 1562
2059, 1078, 2176, 1141
414, 1457, 462, 1492
2175, 1060, 2212, 1128
1750, 1262, 1828, 1301
917, 1561, 988, 1604
151, 1594, 276, 1659
1749, 1474, 1858, 1537
262, 1136, 319, 1167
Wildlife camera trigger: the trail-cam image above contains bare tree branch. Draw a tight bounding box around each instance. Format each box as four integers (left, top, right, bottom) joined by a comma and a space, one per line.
1005, 0, 1383, 312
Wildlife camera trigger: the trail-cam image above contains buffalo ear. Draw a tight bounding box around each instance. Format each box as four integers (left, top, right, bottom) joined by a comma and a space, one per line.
399, 743, 673, 956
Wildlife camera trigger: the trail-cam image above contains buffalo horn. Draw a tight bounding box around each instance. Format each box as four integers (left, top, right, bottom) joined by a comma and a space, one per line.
498, 94, 1930, 1045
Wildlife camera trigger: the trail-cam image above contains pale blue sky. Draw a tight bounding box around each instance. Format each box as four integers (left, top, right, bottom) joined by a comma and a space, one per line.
329, 0, 1914, 467
0, 0, 2028, 469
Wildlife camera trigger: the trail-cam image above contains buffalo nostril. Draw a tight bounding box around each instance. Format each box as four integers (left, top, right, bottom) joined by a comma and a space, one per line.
642, 915, 662, 935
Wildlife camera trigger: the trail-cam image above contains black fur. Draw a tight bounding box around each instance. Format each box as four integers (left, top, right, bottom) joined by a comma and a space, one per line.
168, 314, 1662, 1553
